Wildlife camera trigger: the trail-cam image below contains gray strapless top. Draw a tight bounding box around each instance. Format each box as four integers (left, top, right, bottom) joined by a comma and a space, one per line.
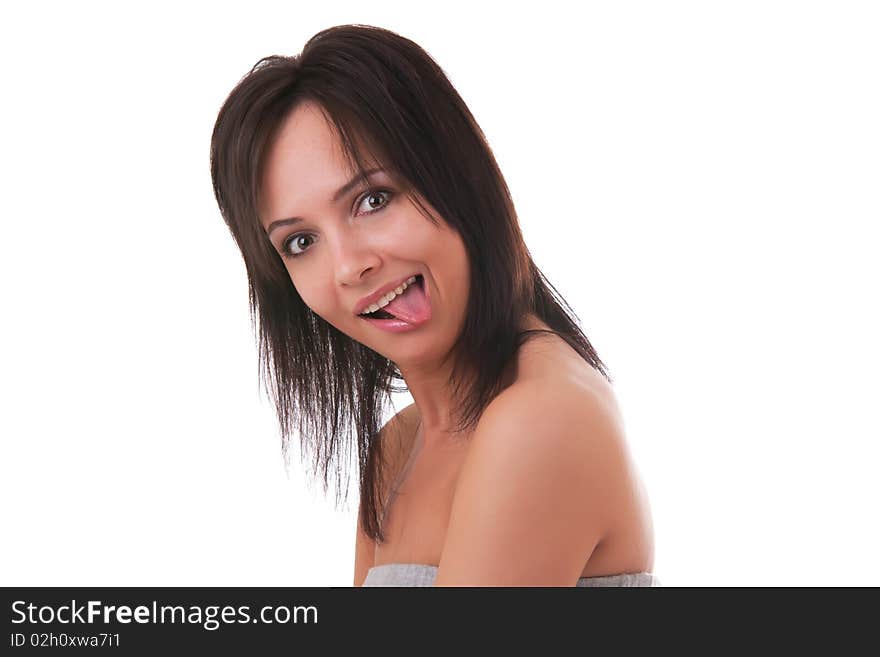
362, 563, 661, 587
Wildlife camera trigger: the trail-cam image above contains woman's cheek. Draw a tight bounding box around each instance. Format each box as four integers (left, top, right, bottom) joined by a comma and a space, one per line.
302, 282, 338, 319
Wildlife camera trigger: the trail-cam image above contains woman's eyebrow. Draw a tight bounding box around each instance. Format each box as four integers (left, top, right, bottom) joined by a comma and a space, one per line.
265, 167, 385, 236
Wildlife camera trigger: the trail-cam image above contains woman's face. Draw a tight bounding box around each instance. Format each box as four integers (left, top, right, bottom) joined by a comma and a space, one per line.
259, 101, 471, 366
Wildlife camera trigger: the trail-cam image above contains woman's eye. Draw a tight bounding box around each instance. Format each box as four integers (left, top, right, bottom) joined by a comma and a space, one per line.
356, 189, 392, 214
281, 233, 315, 258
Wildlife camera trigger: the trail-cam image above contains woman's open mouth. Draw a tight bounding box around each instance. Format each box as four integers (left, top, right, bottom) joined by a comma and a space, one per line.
358, 274, 431, 331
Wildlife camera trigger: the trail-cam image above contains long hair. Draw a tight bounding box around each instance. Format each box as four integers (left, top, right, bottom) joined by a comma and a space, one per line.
210, 24, 609, 543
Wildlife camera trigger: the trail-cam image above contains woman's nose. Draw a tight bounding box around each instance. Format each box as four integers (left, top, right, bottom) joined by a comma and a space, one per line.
332, 234, 382, 287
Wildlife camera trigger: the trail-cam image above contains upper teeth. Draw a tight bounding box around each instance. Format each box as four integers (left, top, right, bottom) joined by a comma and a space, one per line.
360, 276, 418, 315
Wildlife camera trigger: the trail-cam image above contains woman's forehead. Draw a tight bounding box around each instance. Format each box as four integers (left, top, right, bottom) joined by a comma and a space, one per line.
265, 103, 347, 182
260, 108, 355, 219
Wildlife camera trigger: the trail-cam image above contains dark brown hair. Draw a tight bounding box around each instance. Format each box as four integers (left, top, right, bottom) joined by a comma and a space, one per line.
210, 24, 609, 542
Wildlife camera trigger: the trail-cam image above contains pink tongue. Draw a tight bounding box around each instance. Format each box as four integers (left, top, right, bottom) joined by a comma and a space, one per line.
383, 279, 431, 324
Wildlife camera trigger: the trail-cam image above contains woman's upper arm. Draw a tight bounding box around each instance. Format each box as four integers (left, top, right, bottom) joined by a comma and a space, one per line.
353, 403, 419, 586
434, 382, 625, 586
353, 503, 375, 586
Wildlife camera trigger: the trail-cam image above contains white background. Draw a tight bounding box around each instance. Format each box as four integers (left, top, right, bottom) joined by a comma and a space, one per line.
1, 1, 877, 587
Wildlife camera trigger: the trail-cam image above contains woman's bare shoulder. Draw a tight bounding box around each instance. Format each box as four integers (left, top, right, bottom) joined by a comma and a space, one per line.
515, 331, 620, 411
477, 333, 630, 477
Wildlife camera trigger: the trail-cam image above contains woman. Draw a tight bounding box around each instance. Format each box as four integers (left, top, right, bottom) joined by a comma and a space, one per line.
210, 24, 658, 586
